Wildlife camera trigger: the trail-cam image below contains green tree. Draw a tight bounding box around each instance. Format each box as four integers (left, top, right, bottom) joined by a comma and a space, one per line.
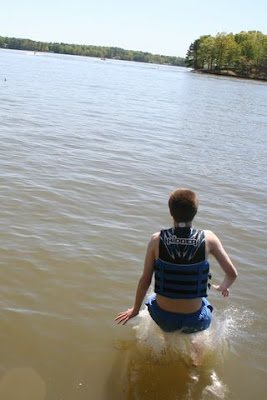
186, 39, 201, 68
186, 30, 267, 79
198, 36, 216, 69
224, 34, 240, 71
214, 33, 230, 70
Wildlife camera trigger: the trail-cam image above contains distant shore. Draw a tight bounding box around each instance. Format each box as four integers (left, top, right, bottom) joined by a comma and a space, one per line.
0, 35, 186, 67
193, 69, 267, 82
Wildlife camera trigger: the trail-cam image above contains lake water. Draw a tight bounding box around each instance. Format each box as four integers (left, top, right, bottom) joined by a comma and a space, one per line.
0, 49, 266, 400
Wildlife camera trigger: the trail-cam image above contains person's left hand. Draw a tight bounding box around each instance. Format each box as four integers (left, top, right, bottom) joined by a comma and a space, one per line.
115, 307, 139, 325
212, 284, 229, 297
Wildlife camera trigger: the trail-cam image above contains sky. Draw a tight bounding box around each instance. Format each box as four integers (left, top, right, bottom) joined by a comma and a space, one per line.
1, 0, 266, 57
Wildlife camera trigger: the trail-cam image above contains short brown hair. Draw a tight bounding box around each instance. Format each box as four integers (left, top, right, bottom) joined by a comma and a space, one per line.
168, 189, 198, 222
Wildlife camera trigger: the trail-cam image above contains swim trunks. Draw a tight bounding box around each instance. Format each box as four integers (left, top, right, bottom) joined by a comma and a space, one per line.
145, 293, 213, 333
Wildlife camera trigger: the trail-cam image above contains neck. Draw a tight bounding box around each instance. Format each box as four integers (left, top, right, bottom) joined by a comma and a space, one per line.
173, 221, 192, 228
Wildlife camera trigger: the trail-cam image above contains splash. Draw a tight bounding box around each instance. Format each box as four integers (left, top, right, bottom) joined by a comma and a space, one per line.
112, 305, 254, 399
132, 304, 254, 366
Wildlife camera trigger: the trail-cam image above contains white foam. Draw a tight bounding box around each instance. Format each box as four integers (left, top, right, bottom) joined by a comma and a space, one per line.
132, 305, 254, 366
113, 305, 254, 399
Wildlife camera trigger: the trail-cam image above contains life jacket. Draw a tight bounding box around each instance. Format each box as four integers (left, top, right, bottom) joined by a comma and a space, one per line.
154, 227, 211, 299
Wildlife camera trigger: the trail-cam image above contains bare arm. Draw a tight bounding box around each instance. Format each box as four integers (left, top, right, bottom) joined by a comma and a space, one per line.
115, 232, 159, 325
205, 230, 238, 297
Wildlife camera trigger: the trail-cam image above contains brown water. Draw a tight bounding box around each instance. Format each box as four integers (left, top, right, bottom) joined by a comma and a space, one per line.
0, 49, 266, 399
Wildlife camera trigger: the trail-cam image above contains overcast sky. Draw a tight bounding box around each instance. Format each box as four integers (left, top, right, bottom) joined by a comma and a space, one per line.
1, 0, 266, 57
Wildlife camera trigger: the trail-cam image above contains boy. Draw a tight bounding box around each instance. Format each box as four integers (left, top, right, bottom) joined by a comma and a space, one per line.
116, 189, 237, 333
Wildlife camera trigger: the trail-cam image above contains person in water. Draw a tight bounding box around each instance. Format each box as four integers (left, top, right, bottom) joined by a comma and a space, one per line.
115, 189, 238, 333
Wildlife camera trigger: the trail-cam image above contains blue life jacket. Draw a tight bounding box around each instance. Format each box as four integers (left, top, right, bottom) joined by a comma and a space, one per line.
154, 227, 211, 299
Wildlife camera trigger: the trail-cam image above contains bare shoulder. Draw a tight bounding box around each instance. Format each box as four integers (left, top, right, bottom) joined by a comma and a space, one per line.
204, 230, 237, 277
149, 231, 160, 248
204, 230, 221, 239
151, 231, 160, 241
146, 231, 160, 258
204, 230, 222, 253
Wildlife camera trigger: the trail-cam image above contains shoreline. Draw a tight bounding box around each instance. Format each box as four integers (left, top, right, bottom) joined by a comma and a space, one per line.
193, 69, 267, 82
0, 38, 186, 67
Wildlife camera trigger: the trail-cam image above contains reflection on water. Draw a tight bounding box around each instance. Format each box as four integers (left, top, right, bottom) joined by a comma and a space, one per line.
0, 368, 46, 400
109, 340, 228, 400
109, 306, 254, 399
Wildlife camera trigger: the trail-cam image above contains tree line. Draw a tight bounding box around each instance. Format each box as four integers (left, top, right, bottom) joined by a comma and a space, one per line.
186, 31, 267, 80
0, 36, 185, 67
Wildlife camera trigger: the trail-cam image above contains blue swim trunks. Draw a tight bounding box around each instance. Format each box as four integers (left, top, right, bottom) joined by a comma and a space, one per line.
145, 294, 213, 334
